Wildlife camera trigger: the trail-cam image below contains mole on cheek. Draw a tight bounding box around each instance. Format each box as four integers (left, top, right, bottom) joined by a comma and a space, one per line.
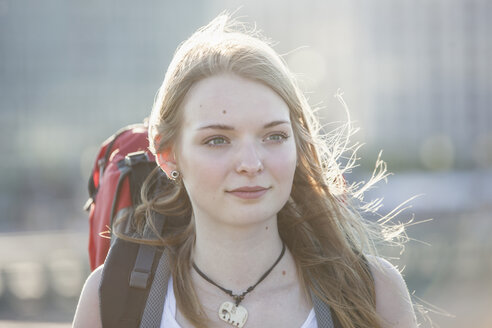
222, 110, 227, 114
265, 226, 269, 230
282, 270, 286, 276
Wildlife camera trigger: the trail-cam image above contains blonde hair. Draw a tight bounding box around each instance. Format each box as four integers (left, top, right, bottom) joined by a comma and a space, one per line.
119, 12, 405, 328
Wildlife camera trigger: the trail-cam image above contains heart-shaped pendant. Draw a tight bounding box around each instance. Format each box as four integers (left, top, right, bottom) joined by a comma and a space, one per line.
218, 301, 248, 327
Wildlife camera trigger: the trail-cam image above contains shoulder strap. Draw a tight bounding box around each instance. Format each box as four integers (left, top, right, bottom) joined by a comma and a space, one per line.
99, 238, 162, 328
139, 248, 172, 327
100, 212, 166, 328
311, 287, 338, 328
311, 253, 373, 328
128, 210, 167, 290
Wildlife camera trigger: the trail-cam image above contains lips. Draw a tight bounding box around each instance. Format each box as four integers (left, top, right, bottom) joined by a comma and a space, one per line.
227, 186, 270, 199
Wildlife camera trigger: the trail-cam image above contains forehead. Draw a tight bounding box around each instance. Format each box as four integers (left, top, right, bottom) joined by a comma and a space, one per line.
180, 74, 290, 129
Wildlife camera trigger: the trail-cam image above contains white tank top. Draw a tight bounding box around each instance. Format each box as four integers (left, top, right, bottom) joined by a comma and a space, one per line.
160, 277, 318, 328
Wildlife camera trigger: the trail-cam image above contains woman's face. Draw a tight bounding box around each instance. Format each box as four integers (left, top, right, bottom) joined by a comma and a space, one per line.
174, 73, 297, 229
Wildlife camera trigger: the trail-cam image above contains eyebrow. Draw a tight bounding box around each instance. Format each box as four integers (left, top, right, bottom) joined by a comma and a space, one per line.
197, 120, 291, 131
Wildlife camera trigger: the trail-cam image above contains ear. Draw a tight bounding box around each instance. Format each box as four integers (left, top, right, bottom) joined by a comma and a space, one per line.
156, 149, 177, 179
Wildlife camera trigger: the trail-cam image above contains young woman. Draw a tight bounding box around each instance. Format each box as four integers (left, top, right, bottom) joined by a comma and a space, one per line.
74, 13, 417, 328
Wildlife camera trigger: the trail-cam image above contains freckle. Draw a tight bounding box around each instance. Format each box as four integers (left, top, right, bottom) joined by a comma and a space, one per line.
282, 270, 286, 276
265, 226, 268, 230
222, 110, 227, 114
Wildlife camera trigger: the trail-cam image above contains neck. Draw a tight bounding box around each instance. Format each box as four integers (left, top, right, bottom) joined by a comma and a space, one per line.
192, 216, 284, 293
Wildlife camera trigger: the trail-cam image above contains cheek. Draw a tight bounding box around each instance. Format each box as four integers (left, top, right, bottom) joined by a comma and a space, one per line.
268, 145, 297, 181
179, 150, 228, 189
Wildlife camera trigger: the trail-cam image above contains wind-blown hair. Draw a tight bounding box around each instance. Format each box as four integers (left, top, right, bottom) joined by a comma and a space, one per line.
119, 12, 405, 328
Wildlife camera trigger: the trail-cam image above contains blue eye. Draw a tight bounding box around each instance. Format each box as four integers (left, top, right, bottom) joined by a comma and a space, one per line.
265, 132, 289, 142
205, 136, 228, 146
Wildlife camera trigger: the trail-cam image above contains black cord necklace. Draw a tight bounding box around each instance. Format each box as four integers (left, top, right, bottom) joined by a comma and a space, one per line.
192, 243, 286, 328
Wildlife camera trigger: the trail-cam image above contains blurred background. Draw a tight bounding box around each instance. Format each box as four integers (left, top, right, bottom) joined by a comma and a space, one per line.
0, 0, 491, 327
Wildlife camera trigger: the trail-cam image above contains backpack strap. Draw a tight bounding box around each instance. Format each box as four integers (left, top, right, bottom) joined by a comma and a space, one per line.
99, 237, 162, 328
100, 211, 166, 328
128, 210, 167, 290
139, 248, 172, 327
311, 286, 338, 328
311, 253, 374, 328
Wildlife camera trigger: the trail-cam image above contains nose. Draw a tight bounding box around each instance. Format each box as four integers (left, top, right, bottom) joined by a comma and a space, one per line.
235, 141, 264, 175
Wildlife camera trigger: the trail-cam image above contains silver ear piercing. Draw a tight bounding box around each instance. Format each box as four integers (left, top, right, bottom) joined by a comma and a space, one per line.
170, 170, 180, 180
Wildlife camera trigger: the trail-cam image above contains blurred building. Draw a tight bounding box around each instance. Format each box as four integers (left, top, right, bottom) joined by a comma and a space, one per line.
356, 0, 492, 170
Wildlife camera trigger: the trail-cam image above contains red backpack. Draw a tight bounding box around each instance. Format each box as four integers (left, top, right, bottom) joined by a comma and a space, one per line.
85, 122, 157, 271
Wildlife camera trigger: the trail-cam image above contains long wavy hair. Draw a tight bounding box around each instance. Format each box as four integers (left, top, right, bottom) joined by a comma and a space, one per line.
116, 12, 405, 328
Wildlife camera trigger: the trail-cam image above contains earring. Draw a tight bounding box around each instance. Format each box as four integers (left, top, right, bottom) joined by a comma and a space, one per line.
170, 170, 180, 180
